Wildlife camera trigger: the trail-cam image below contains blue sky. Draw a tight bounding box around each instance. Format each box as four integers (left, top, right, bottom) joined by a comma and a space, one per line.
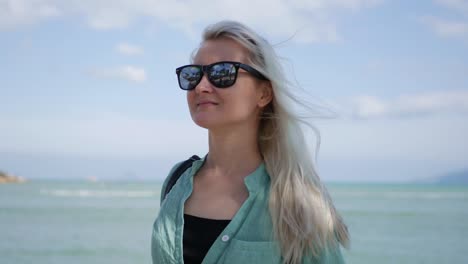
1, 0, 467, 182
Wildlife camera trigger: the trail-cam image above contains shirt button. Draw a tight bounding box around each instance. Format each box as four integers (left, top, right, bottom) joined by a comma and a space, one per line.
221, 235, 230, 242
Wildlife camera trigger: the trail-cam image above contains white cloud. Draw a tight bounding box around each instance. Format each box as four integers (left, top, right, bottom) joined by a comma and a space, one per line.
435, 0, 468, 14
0, 0, 383, 43
420, 0, 468, 38
348, 90, 468, 119
115, 43, 144, 56
420, 16, 468, 38
0, 0, 61, 29
90, 65, 147, 83
350, 95, 387, 118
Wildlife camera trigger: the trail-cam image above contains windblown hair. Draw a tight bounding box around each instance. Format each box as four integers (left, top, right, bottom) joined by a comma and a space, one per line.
199, 21, 349, 263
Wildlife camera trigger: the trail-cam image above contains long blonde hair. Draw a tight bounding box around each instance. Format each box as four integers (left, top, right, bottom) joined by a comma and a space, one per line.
200, 20, 349, 263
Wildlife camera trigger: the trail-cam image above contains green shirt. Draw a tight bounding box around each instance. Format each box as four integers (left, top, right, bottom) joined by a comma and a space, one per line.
151, 157, 345, 264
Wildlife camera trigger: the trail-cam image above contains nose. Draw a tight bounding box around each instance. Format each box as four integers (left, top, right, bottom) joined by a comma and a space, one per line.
194, 74, 214, 93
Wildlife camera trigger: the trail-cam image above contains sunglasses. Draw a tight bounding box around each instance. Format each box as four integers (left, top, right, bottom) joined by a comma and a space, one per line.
175, 61, 268, 90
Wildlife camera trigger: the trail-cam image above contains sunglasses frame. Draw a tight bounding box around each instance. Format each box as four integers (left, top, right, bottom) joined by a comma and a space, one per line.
175, 61, 268, 90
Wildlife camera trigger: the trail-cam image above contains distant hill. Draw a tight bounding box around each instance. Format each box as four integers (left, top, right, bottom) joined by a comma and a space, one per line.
434, 169, 468, 184
0, 170, 27, 183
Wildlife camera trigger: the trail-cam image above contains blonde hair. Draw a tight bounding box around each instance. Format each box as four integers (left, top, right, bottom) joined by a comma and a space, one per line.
200, 20, 349, 263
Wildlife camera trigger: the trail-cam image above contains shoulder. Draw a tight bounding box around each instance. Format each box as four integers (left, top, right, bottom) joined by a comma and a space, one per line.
159, 160, 185, 203
159, 155, 203, 203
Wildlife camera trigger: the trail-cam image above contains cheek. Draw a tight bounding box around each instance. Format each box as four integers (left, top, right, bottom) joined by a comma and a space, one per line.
224, 90, 259, 116
186, 92, 195, 111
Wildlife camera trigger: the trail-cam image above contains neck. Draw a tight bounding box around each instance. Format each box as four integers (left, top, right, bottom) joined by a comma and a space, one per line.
204, 122, 262, 179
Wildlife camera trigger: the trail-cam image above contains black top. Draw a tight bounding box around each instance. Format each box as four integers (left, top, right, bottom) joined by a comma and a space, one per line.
183, 214, 231, 264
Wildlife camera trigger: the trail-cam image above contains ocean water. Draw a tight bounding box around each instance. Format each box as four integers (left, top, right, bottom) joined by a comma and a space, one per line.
0, 181, 467, 264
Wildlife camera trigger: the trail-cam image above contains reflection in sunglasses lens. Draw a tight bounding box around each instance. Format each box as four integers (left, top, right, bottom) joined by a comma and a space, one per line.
180, 66, 202, 90
210, 63, 236, 87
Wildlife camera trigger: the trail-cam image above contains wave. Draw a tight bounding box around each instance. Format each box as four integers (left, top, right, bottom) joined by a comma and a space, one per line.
39, 189, 159, 198
333, 191, 468, 199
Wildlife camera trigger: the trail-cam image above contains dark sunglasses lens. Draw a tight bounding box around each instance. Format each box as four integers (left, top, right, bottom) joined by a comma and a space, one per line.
179, 66, 202, 90
209, 63, 236, 88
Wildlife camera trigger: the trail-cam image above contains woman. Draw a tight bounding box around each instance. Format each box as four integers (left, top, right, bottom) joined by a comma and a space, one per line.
152, 20, 349, 264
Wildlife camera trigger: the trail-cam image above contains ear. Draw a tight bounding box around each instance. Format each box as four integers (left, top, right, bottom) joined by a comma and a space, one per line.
257, 81, 273, 108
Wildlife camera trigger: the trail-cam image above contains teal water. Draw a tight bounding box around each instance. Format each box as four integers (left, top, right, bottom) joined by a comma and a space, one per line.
1, 181, 467, 264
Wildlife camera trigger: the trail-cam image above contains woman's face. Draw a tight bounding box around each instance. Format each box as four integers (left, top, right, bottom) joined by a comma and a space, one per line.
187, 37, 270, 131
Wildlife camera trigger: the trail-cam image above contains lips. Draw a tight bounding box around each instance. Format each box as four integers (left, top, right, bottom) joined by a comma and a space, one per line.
196, 100, 218, 106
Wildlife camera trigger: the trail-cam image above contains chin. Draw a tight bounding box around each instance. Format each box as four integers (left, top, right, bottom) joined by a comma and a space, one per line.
190, 113, 225, 130
192, 118, 220, 129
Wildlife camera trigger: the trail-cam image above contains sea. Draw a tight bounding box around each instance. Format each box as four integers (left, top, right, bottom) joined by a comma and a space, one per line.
1, 181, 467, 264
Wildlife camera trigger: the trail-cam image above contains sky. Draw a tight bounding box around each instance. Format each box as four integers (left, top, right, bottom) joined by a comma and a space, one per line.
1, 0, 467, 182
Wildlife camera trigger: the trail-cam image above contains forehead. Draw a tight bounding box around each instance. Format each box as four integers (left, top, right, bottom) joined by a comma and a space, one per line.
193, 37, 250, 65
